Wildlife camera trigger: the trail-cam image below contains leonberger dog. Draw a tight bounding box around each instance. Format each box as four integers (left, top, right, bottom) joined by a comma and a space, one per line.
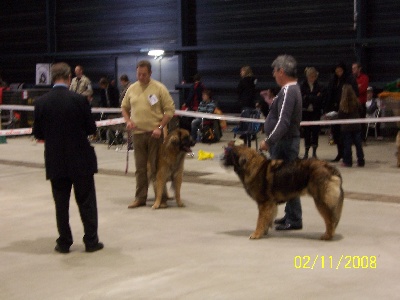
151, 128, 195, 209
223, 143, 344, 240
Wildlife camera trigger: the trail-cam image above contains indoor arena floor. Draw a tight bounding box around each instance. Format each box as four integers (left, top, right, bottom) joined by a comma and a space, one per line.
1, 129, 400, 300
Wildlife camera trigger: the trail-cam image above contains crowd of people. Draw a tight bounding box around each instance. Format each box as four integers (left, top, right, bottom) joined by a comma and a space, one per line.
29, 55, 386, 253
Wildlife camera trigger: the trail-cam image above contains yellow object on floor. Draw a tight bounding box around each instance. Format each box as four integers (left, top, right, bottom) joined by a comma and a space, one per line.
198, 149, 214, 160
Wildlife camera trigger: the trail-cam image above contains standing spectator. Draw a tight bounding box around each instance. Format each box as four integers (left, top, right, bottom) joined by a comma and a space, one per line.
69, 65, 93, 101
99, 77, 119, 108
300, 67, 325, 159
33, 62, 103, 254
338, 84, 365, 167
99, 77, 121, 144
180, 74, 205, 132
352, 62, 369, 140
325, 62, 359, 162
119, 74, 132, 104
121, 60, 175, 209
259, 55, 303, 231
183, 73, 205, 111
237, 65, 257, 110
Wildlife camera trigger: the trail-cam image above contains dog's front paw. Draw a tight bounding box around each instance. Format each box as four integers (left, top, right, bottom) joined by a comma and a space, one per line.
249, 231, 263, 239
177, 202, 185, 207
152, 203, 160, 209
320, 233, 333, 240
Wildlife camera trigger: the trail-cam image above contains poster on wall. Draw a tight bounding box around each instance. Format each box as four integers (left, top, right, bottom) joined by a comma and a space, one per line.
36, 64, 51, 86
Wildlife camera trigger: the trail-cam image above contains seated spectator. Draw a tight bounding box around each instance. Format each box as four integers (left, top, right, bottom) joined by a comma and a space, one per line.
365, 86, 383, 140
191, 89, 217, 141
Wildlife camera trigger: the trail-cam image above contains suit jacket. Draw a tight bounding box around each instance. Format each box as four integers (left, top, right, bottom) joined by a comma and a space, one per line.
100, 85, 120, 108
33, 86, 98, 180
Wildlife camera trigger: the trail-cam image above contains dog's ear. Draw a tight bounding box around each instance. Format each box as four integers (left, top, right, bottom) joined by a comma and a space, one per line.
171, 135, 180, 145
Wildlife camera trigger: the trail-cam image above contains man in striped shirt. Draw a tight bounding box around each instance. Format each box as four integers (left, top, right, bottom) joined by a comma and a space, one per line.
259, 54, 303, 231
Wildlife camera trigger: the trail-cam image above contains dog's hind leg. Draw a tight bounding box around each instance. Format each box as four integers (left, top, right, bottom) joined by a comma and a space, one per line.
314, 195, 343, 240
249, 202, 277, 239
316, 203, 335, 240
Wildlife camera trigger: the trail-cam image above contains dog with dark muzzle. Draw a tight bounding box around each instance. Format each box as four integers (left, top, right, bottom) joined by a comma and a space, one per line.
222, 142, 344, 240
152, 128, 195, 209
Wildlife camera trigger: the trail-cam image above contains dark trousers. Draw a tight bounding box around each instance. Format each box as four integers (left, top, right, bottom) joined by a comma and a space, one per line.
269, 137, 302, 225
359, 103, 367, 140
342, 131, 365, 166
303, 125, 320, 148
331, 124, 343, 159
50, 175, 99, 249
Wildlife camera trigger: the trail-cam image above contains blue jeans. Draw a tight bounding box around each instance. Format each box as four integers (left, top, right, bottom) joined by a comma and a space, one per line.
191, 118, 202, 140
269, 137, 302, 225
342, 131, 365, 166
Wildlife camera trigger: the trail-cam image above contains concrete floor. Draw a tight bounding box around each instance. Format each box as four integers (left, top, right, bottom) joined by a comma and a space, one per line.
1, 130, 400, 300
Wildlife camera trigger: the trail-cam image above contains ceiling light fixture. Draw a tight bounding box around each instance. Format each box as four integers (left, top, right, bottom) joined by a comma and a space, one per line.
148, 49, 164, 60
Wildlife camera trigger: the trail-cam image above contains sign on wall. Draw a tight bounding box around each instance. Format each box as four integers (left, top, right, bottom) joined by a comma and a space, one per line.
36, 64, 51, 86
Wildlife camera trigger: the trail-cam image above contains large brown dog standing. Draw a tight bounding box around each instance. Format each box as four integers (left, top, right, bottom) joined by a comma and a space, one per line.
223, 144, 344, 240
152, 128, 195, 209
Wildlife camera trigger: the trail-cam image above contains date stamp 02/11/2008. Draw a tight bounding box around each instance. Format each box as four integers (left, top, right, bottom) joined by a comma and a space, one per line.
294, 255, 378, 269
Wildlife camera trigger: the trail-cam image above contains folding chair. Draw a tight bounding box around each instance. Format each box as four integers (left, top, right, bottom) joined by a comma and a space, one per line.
365, 108, 381, 141
232, 108, 262, 148
1, 109, 19, 129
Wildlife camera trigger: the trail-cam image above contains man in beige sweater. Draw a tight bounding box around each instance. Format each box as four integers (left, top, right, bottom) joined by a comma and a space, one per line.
121, 60, 175, 208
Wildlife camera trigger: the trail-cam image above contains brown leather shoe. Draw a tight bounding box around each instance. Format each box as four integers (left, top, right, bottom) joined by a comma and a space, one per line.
128, 199, 146, 208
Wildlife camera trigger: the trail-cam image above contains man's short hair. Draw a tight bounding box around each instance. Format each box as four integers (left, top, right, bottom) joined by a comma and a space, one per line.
271, 55, 297, 78
136, 60, 152, 72
120, 74, 129, 82
51, 62, 71, 83
99, 77, 109, 86
202, 89, 212, 98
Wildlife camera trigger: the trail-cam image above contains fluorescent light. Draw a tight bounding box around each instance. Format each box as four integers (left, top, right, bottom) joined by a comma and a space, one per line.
148, 50, 164, 57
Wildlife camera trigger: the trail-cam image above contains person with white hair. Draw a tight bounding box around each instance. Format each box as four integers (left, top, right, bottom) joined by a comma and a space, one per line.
260, 54, 303, 231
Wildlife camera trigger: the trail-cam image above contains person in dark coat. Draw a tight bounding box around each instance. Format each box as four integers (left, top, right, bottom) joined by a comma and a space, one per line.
338, 84, 365, 167
237, 65, 257, 110
325, 62, 359, 162
300, 67, 325, 159
99, 77, 120, 108
33, 62, 103, 254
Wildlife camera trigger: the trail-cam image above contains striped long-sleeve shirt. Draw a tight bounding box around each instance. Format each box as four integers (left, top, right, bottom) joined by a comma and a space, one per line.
264, 82, 302, 145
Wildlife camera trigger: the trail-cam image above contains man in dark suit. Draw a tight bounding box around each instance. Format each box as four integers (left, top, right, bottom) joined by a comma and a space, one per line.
33, 62, 104, 254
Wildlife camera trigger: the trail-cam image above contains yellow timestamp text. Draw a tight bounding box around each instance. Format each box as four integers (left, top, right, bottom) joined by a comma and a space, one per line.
294, 255, 377, 269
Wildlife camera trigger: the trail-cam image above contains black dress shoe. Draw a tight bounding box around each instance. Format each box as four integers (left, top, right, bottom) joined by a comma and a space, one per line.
274, 217, 287, 225
85, 242, 104, 253
54, 245, 70, 254
275, 223, 303, 231
330, 156, 342, 162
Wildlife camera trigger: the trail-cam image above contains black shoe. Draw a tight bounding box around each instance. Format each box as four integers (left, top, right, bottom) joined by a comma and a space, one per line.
274, 217, 287, 225
85, 242, 104, 253
54, 244, 70, 254
275, 223, 303, 231
330, 156, 342, 162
